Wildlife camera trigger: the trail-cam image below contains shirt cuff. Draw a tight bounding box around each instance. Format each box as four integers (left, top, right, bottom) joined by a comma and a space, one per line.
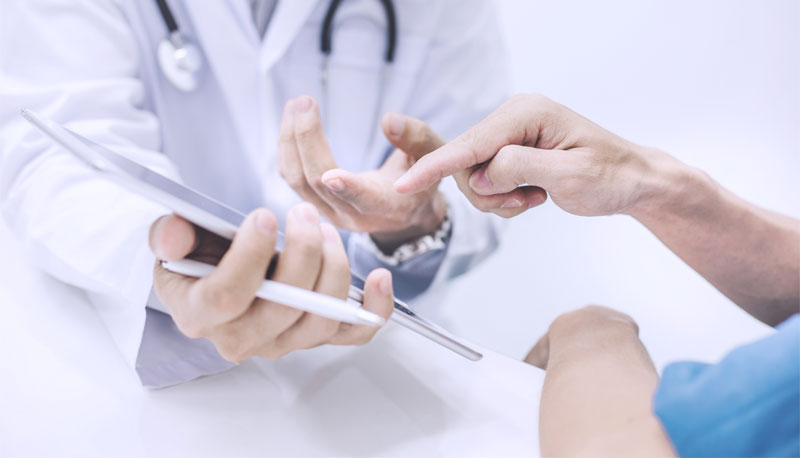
136, 298, 236, 389
347, 231, 450, 301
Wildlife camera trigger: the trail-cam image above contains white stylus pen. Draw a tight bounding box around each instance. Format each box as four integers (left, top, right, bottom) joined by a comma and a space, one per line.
161, 259, 385, 326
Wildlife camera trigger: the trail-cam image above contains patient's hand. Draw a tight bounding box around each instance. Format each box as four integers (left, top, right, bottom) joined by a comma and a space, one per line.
524, 305, 640, 369
525, 306, 673, 457
395, 94, 672, 218
148, 203, 394, 363
278, 95, 447, 253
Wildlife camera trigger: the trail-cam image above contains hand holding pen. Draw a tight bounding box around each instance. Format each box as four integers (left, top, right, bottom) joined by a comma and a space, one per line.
149, 202, 395, 363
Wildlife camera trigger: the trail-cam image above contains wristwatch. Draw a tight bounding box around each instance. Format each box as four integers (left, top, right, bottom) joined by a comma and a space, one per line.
365, 205, 453, 267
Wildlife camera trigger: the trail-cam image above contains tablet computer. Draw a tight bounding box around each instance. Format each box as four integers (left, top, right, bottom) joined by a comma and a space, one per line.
22, 109, 482, 361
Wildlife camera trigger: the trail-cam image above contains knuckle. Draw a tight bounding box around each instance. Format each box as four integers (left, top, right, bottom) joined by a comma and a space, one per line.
174, 318, 204, 340
258, 345, 288, 361
294, 118, 319, 140
528, 93, 547, 104
307, 175, 328, 193
202, 286, 239, 311
280, 170, 307, 190
319, 321, 340, 342
351, 331, 375, 346
289, 232, 321, 256
215, 340, 250, 363
510, 93, 530, 105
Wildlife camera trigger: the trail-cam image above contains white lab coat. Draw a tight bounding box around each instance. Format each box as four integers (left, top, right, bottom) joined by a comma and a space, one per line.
0, 0, 508, 387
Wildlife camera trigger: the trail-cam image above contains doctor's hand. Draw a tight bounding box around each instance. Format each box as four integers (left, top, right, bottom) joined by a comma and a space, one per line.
278, 96, 447, 253
148, 203, 394, 363
394, 94, 668, 218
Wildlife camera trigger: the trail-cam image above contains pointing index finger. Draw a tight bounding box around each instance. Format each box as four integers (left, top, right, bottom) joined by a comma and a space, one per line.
393, 140, 476, 194
393, 101, 531, 194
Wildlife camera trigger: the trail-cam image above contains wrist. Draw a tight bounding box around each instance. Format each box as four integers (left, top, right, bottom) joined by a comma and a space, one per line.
371, 192, 447, 253
623, 146, 713, 221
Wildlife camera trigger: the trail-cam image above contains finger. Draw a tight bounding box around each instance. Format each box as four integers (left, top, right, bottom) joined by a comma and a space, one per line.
191, 209, 278, 327
330, 268, 393, 346
270, 223, 350, 354
382, 112, 445, 162
312, 222, 351, 299
394, 95, 550, 194
278, 97, 336, 215
469, 145, 571, 196
486, 186, 548, 218
152, 258, 194, 314
450, 170, 547, 218
524, 333, 550, 370
149, 214, 197, 260
271, 202, 324, 289
219, 202, 329, 358
246, 203, 328, 357
320, 169, 386, 214
292, 95, 339, 193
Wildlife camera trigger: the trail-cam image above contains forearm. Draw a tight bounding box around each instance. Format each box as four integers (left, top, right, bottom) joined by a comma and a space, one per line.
627, 148, 800, 325
540, 315, 674, 457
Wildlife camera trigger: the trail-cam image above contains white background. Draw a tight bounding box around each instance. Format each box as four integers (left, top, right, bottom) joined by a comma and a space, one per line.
1, 0, 798, 372
436, 0, 799, 370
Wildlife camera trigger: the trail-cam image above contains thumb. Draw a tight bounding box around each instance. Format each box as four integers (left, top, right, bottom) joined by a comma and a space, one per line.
382, 112, 445, 162
524, 332, 550, 370
321, 169, 385, 213
149, 214, 197, 260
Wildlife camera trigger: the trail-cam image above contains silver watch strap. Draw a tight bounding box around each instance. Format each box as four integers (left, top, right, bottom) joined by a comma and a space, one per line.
366, 206, 453, 267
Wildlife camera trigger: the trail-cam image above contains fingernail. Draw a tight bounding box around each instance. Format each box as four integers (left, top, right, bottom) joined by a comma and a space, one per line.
324, 177, 346, 193
471, 167, 491, 191
294, 96, 312, 113
387, 112, 405, 137
501, 198, 523, 209
295, 202, 320, 224
254, 210, 277, 235
379, 271, 393, 295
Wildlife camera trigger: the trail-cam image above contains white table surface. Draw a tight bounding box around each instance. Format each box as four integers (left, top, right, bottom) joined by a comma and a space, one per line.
0, 221, 543, 457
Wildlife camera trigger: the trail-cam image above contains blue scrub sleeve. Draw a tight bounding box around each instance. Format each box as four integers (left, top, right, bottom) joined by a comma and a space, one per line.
653, 314, 800, 457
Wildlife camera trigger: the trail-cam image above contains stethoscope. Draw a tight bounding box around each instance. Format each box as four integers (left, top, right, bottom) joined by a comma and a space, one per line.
154, 0, 204, 92
155, 0, 397, 148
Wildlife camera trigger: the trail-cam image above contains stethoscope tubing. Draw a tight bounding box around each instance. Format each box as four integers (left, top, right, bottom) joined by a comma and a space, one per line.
155, 0, 396, 147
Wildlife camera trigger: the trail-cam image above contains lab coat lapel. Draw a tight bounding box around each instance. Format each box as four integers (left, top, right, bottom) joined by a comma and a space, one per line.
183, 2, 261, 161
260, 0, 320, 71
255, 0, 321, 190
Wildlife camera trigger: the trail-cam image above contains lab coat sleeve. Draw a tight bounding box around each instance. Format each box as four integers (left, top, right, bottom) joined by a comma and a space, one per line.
347, 0, 509, 302
0, 1, 229, 387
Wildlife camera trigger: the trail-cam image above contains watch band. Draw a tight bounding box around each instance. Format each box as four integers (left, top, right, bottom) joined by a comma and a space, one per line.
366, 205, 453, 267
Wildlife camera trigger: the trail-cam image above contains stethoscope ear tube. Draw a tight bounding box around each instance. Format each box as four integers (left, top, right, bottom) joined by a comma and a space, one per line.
155, 0, 179, 34
321, 0, 397, 63
320, 0, 398, 146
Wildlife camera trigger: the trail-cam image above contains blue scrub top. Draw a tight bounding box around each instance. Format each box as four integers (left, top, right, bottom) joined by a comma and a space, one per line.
654, 314, 800, 457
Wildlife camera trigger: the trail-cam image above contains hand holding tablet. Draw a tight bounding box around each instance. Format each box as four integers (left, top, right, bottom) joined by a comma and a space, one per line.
22, 109, 482, 362
148, 203, 394, 361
